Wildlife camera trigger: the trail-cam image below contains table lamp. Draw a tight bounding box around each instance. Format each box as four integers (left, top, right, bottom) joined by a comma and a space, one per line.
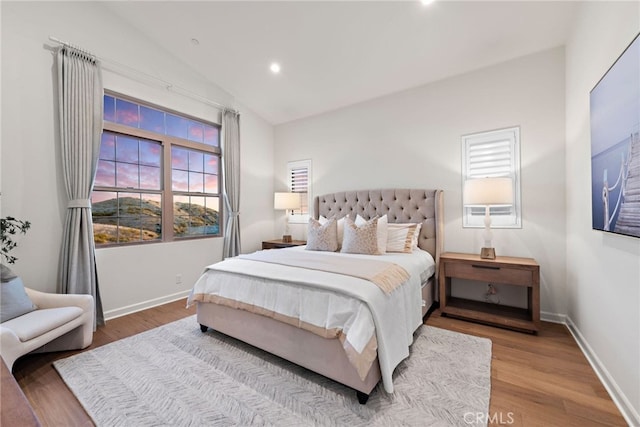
274, 192, 301, 242
463, 177, 513, 259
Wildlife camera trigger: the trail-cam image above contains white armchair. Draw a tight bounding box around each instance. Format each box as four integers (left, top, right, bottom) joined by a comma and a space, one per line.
1, 287, 94, 371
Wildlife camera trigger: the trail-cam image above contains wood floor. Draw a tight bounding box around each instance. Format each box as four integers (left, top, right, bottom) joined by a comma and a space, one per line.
10, 300, 626, 426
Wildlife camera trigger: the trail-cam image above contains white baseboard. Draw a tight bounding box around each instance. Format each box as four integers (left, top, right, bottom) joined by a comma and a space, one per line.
540, 311, 566, 324
565, 316, 640, 427
104, 290, 191, 321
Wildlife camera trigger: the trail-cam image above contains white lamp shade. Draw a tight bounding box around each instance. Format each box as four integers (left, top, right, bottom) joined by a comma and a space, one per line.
274, 192, 301, 210
463, 177, 514, 206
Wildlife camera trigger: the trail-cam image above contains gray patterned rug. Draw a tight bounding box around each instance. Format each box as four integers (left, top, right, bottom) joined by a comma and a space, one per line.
54, 315, 492, 426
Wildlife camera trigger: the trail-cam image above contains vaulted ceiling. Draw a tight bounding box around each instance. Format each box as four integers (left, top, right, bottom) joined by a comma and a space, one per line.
105, 1, 578, 125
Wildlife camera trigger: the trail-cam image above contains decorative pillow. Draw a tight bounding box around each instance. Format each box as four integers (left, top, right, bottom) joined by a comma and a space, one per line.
1, 264, 18, 283
306, 217, 339, 252
355, 214, 388, 254
341, 216, 379, 255
1, 276, 37, 323
386, 223, 419, 253
319, 215, 347, 248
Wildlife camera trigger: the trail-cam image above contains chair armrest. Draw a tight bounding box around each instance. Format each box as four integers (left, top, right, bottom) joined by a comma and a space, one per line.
24, 288, 94, 314
0, 327, 22, 370
0, 327, 19, 344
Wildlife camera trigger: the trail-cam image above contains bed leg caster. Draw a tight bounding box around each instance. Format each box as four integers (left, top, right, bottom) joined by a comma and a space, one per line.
356, 391, 369, 405
200, 324, 208, 333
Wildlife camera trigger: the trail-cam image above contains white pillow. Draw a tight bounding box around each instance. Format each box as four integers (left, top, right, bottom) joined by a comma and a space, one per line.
412, 223, 422, 250
319, 215, 346, 248
386, 223, 419, 253
355, 214, 388, 254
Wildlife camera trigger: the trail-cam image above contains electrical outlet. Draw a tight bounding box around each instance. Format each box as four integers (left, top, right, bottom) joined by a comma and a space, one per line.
176, 274, 182, 285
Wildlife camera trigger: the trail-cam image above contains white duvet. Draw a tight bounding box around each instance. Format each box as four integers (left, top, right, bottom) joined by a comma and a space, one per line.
187, 246, 434, 393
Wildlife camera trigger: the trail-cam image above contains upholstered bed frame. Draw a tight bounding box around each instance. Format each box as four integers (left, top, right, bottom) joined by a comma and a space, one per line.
314, 189, 444, 287
196, 188, 444, 403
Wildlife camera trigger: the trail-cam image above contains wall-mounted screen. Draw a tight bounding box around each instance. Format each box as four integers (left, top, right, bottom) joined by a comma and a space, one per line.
590, 33, 640, 238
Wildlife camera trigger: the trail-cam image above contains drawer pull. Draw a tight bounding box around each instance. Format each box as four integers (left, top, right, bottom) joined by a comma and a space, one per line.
471, 264, 500, 270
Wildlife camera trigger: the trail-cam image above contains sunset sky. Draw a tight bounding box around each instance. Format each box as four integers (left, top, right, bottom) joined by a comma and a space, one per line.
94, 95, 219, 208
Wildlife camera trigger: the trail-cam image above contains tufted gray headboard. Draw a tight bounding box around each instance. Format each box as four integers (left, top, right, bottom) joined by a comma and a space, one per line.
313, 189, 444, 285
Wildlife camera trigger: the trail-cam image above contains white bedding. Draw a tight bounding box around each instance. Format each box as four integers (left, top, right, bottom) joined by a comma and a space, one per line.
187, 246, 435, 393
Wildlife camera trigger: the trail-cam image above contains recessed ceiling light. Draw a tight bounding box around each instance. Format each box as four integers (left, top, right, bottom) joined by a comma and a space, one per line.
270, 62, 281, 74
420, 0, 435, 5
191, 38, 200, 46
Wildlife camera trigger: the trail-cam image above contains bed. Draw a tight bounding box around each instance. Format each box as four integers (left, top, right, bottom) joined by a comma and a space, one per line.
188, 188, 444, 403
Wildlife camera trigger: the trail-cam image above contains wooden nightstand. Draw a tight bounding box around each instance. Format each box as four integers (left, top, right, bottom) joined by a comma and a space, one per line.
439, 252, 540, 333
261, 239, 307, 250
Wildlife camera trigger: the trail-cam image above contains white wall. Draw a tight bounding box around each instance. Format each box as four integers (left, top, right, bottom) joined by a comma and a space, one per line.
565, 2, 640, 423
275, 47, 567, 317
1, 2, 275, 317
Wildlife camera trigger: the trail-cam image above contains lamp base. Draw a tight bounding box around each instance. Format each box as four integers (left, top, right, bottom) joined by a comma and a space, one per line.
480, 247, 496, 260
282, 234, 292, 243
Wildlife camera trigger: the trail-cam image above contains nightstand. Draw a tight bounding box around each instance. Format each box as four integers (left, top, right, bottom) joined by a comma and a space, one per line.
261, 239, 307, 250
439, 252, 540, 333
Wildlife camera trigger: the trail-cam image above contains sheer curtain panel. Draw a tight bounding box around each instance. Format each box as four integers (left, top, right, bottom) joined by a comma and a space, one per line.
56, 47, 104, 327
222, 110, 241, 258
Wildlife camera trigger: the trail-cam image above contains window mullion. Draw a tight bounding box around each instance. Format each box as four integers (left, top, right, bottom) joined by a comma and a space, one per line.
163, 140, 174, 241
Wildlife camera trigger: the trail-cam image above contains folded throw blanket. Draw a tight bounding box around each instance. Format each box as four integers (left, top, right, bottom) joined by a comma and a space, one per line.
238, 249, 409, 294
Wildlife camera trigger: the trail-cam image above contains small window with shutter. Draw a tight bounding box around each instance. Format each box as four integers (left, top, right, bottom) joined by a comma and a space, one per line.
287, 159, 312, 224
462, 127, 522, 228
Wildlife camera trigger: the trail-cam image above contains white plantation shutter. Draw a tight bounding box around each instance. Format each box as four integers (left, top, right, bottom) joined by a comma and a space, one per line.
290, 165, 308, 195
462, 127, 521, 228
287, 159, 312, 223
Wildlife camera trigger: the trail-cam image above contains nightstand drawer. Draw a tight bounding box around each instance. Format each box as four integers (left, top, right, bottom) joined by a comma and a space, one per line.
444, 262, 533, 286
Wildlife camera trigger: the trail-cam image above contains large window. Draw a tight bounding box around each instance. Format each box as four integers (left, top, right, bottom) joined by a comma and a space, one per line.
287, 159, 312, 224
462, 127, 521, 228
92, 93, 222, 246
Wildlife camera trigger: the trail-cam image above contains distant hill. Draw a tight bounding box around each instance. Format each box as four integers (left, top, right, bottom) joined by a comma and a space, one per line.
92, 196, 219, 243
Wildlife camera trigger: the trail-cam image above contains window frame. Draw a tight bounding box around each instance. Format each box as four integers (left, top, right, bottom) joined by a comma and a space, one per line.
286, 159, 312, 224
93, 91, 223, 247
461, 126, 522, 229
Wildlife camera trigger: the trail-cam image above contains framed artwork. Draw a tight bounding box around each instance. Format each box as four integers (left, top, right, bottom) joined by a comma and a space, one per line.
590, 32, 640, 238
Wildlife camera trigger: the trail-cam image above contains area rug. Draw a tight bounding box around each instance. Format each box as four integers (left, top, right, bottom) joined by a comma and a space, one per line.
54, 316, 492, 426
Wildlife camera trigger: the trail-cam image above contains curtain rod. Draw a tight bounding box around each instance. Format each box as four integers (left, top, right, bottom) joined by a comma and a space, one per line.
48, 36, 239, 115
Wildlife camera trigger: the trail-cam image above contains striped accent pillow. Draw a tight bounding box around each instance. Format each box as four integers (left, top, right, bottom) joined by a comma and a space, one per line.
386, 223, 418, 253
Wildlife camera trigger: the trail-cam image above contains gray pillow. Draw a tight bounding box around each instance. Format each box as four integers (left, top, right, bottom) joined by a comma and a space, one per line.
1, 264, 18, 283
1, 276, 37, 323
